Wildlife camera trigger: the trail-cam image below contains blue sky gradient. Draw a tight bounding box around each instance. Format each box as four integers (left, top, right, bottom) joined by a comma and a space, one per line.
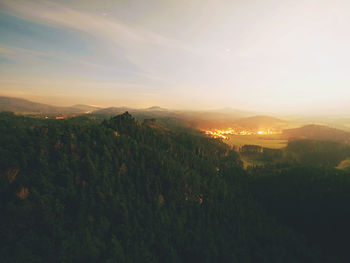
0, 12, 91, 56
0, 0, 350, 113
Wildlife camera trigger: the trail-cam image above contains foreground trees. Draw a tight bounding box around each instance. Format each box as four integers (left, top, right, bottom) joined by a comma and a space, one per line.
0, 112, 346, 262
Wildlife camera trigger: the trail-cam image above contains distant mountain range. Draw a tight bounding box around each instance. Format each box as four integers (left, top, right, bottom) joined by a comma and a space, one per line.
0, 96, 255, 125
0, 96, 99, 115
2, 96, 350, 143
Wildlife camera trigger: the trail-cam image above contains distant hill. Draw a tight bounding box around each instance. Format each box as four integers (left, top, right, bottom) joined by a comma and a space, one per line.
92, 106, 182, 120
0, 96, 99, 115
207, 107, 253, 118
283, 124, 350, 143
92, 106, 255, 130
69, 104, 100, 113
92, 107, 135, 116
145, 106, 168, 111
234, 115, 287, 129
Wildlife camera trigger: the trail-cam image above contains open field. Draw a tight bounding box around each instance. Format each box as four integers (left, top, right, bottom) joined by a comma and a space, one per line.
224, 135, 288, 149
336, 159, 350, 171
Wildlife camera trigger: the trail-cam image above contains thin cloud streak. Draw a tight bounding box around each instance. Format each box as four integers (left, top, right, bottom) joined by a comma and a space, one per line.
0, 0, 187, 84
0, 0, 196, 53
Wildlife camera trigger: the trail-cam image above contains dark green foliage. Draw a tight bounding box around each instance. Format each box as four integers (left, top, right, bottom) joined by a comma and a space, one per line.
242, 139, 350, 262
285, 139, 350, 167
0, 112, 328, 262
240, 139, 350, 169
247, 165, 350, 262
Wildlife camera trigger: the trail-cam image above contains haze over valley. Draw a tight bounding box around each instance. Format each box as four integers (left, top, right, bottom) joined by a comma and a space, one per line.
2, 95, 350, 142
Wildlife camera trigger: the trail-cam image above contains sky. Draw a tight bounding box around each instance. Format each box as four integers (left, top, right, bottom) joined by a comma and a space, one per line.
0, 0, 350, 113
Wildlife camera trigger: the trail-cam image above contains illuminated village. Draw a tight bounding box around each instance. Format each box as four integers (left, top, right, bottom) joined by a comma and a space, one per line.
203, 128, 281, 139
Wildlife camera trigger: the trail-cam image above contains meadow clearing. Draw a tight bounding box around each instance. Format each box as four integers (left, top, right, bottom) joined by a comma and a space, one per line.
225, 134, 287, 149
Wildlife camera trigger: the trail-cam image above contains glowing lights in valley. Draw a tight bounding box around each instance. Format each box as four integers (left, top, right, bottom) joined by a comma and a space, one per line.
204, 128, 281, 139
204, 130, 230, 139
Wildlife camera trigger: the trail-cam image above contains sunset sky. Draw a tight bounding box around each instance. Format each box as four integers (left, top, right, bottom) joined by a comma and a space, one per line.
1, 0, 350, 113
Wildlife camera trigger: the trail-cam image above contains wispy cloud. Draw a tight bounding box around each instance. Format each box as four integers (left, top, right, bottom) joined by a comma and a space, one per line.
0, 2, 158, 89
0, 0, 194, 59
0, 0, 232, 87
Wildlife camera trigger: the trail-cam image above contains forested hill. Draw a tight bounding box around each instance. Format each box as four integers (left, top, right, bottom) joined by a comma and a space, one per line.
0, 112, 328, 262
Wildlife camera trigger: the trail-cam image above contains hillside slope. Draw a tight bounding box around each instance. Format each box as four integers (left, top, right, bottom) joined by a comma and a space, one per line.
0, 112, 321, 263
283, 124, 350, 143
